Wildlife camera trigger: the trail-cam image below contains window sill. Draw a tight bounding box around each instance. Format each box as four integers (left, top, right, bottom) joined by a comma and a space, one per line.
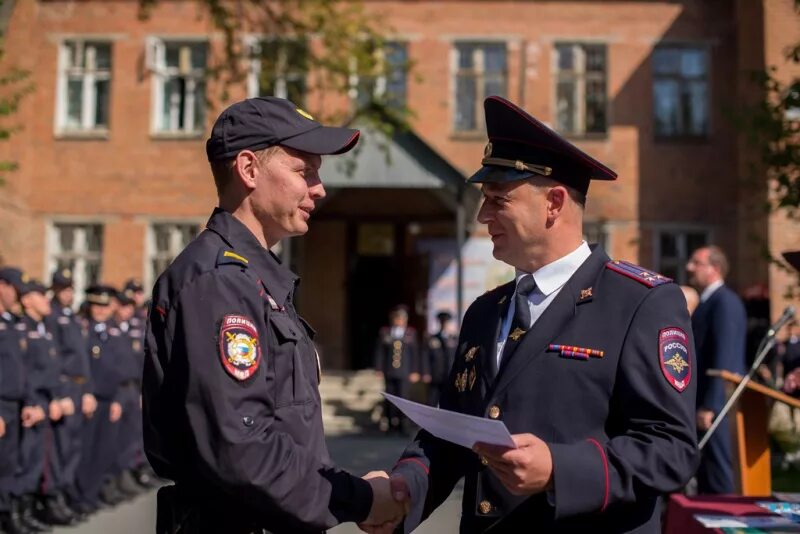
653, 135, 710, 144
150, 131, 205, 141
55, 130, 110, 140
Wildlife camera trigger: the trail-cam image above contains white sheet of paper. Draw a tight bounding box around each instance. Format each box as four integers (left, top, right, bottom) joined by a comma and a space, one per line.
382, 393, 517, 449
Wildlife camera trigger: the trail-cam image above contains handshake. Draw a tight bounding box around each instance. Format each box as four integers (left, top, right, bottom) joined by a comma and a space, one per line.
359, 471, 410, 534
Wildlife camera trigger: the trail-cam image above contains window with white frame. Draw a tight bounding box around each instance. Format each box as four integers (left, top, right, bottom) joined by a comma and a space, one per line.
453, 42, 507, 132
148, 223, 200, 287
148, 39, 207, 134
653, 46, 709, 138
247, 38, 308, 103
656, 228, 709, 284
555, 43, 607, 136
56, 40, 111, 133
351, 41, 408, 110
47, 223, 103, 301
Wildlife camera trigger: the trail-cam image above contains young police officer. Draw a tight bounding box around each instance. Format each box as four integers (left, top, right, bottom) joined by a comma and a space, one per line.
367, 97, 698, 534
143, 97, 406, 533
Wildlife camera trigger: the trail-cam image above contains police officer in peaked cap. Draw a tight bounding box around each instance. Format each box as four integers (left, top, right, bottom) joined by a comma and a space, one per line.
143, 97, 407, 534
375, 96, 699, 533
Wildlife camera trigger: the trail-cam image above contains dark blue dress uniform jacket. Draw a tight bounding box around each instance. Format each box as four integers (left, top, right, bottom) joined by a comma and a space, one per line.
393, 246, 699, 533
143, 208, 371, 533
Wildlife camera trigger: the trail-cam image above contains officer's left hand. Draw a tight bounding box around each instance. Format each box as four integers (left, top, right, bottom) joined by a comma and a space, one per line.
59, 397, 75, 417
473, 433, 554, 496
0, 416, 5, 438
110, 402, 122, 423
48, 400, 63, 421
409, 373, 420, 383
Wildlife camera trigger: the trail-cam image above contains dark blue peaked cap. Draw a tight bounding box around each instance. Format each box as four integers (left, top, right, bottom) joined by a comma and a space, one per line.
468, 96, 617, 195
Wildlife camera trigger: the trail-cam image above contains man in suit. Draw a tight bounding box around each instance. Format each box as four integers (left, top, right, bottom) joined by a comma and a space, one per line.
687, 245, 747, 494
374, 305, 420, 432
360, 96, 698, 534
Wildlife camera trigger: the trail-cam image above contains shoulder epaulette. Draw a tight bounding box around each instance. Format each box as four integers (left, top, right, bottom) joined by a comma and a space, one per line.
606, 260, 672, 288
216, 249, 249, 268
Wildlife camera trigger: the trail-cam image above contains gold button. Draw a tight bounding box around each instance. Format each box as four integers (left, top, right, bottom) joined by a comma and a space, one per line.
488, 405, 500, 419
479, 500, 492, 514
92, 345, 101, 358
393, 340, 402, 349
480, 456, 488, 466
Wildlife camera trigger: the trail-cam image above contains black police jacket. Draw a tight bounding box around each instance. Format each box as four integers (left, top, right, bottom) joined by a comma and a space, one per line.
426, 331, 457, 383
143, 208, 371, 533
374, 327, 419, 380
393, 246, 699, 533
85, 320, 126, 401
0, 312, 26, 401
22, 316, 64, 406
48, 301, 91, 383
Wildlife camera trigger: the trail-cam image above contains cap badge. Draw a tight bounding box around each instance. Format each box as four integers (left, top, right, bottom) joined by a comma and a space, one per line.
296, 108, 314, 120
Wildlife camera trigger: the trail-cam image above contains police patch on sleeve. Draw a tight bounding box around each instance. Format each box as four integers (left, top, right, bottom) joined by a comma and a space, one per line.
219, 314, 261, 381
659, 328, 691, 392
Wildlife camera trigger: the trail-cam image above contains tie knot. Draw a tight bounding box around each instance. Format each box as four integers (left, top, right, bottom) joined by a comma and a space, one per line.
516, 275, 536, 297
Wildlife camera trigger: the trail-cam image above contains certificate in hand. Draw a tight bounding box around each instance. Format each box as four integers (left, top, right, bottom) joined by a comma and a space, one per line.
382, 392, 517, 449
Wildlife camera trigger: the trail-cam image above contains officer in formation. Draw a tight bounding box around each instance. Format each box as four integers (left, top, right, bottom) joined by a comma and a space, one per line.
424, 310, 458, 407
374, 305, 420, 433
363, 96, 698, 533
0, 268, 157, 534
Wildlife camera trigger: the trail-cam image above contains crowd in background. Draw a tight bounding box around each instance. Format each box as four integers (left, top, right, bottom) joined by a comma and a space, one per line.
0, 267, 158, 534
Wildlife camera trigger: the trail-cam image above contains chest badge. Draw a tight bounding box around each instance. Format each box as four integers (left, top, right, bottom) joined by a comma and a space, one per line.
508, 327, 526, 341
219, 314, 261, 381
464, 346, 478, 362
658, 327, 691, 392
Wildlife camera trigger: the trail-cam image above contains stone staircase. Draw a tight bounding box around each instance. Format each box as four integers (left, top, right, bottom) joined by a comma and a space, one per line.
319, 370, 385, 436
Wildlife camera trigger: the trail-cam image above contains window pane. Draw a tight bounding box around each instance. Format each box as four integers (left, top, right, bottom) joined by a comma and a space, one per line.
653, 48, 680, 75
455, 76, 477, 131
193, 80, 205, 130
586, 45, 605, 73
94, 79, 110, 127
660, 232, 678, 259
64, 42, 78, 69
66, 79, 83, 128
685, 80, 708, 136
556, 80, 576, 133
385, 42, 407, 107
681, 49, 706, 78
155, 226, 170, 252
557, 44, 573, 71
686, 232, 708, 256
86, 261, 101, 286
484, 45, 506, 73
86, 226, 103, 252
162, 77, 179, 130
457, 44, 474, 69
484, 75, 506, 100
93, 43, 111, 71
166, 44, 180, 68
654, 79, 680, 136
190, 44, 207, 70
586, 79, 607, 133
58, 226, 75, 252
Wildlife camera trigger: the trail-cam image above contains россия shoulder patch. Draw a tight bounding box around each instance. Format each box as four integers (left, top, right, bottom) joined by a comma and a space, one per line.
659, 327, 691, 392
219, 314, 261, 381
606, 260, 672, 288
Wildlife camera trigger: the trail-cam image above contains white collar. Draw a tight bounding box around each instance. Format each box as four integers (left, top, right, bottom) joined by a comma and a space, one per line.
515, 241, 592, 296
700, 279, 724, 303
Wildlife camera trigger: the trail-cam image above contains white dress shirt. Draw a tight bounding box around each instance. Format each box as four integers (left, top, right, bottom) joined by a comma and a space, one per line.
496, 241, 592, 367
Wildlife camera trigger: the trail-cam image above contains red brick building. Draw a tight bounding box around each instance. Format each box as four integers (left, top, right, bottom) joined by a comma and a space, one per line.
0, 0, 797, 368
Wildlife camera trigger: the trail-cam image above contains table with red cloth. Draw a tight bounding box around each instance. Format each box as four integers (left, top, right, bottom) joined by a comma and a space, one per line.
664, 493, 800, 533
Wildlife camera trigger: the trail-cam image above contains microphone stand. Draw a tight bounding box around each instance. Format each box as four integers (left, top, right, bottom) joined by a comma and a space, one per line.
698, 332, 780, 450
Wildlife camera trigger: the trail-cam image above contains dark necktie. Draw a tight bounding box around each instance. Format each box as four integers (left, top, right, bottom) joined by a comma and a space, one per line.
501, 274, 536, 360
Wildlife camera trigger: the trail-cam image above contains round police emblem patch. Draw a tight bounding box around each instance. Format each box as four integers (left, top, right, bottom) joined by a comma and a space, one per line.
659, 327, 691, 392
219, 314, 261, 381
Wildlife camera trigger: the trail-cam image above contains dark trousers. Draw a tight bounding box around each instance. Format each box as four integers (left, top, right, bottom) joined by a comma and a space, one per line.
75, 400, 120, 506
383, 378, 409, 429
54, 388, 84, 497
16, 418, 46, 495
697, 419, 735, 494
115, 385, 143, 473
0, 400, 20, 512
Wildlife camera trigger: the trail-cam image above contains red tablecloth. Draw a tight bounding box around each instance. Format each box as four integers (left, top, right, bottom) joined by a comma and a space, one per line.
664, 494, 779, 533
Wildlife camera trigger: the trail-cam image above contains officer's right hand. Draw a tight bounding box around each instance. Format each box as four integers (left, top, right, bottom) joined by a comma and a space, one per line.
359, 471, 409, 533
110, 401, 122, 423
0, 416, 5, 438
21, 405, 45, 428
82, 393, 98, 417
60, 397, 75, 417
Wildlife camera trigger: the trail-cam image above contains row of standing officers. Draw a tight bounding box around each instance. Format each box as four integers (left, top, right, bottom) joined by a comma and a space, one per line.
0, 268, 156, 534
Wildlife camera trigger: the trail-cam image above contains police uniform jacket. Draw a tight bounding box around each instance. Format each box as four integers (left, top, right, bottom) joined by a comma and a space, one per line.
143, 208, 371, 533
393, 246, 699, 533
692, 284, 747, 414
0, 312, 26, 402
85, 319, 126, 402
22, 315, 64, 407
374, 326, 419, 380
49, 301, 91, 393
118, 319, 144, 385
426, 331, 457, 384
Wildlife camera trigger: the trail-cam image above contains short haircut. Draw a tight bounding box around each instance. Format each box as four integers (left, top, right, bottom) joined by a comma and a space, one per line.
706, 245, 729, 278
210, 146, 281, 195
529, 176, 586, 208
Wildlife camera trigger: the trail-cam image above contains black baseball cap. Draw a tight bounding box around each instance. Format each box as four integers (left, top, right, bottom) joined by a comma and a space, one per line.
51, 268, 74, 289
206, 97, 360, 162
0, 267, 25, 293
468, 96, 617, 196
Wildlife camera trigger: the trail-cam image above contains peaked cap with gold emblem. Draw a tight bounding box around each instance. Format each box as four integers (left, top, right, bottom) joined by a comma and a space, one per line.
468, 96, 617, 195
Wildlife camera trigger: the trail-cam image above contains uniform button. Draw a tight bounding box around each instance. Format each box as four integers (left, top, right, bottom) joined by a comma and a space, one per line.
92, 346, 101, 358
488, 405, 501, 419
480, 456, 489, 466
479, 500, 492, 514
242, 416, 254, 427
